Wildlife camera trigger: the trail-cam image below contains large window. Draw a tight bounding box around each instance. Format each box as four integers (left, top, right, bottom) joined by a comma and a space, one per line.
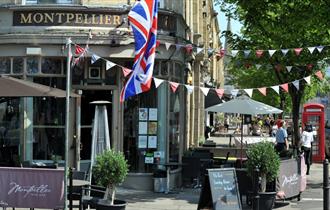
0, 56, 65, 76
32, 77, 66, 161
123, 61, 185, 173
25, 0, 73, 4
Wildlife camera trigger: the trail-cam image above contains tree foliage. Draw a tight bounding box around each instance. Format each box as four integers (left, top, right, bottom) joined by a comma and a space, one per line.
215, 0, 330, 145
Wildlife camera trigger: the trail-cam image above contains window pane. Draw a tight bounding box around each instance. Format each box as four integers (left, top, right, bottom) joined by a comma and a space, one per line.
27, 57, 39, 74
0, 57, 10, 74
13, 58, 24, 74
41, 58, 62, 74
169, 93, 180, 162
0, 98, 21, 166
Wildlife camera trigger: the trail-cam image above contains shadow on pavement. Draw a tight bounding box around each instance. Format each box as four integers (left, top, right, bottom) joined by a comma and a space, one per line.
116, 187, 200, 205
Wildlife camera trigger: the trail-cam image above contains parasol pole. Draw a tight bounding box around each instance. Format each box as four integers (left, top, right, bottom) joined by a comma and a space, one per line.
240, 115, 243, 167
64, 37, 72, 210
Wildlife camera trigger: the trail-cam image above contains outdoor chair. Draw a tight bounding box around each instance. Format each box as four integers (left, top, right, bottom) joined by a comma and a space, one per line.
68, 170, 87, 209
80, 185, 106, 210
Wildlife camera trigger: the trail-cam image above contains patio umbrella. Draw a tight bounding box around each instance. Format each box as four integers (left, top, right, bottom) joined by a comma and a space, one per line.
0, 76, 80, 97
206, 95, 283, 115
206, 95, 283, 165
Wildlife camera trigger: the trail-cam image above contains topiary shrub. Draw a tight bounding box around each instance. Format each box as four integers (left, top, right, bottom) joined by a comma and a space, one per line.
246, 141, 280, 192
93, 150, 129, 205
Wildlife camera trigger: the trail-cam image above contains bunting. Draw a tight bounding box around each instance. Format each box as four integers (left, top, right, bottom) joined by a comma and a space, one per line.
169, 82, 179, 92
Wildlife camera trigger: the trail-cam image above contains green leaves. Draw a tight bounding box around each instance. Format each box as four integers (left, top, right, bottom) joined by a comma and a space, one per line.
92, 150, 129, 189
246, 142, 280, 182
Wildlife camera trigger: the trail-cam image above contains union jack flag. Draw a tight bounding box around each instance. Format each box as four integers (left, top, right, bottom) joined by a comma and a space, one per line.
120, 0, 158, 102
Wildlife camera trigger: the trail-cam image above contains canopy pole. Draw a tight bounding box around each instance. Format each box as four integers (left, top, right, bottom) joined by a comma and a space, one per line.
240, 115, 243, 167
64, 37, 72, 210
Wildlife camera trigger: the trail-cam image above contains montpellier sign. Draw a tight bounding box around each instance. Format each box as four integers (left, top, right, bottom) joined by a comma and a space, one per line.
0, 167, 64, 209
13, 10, 128, 27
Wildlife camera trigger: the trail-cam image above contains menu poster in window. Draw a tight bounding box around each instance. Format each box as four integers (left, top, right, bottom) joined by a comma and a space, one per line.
149, 108, 158, 121
198, 168, 241, 210
148, 136, 157, 148
139, 108, 148, 121
138, 136, 148, 149
145, 152, 154, 164
139, 121, 148, 134
148, 122, 157, 135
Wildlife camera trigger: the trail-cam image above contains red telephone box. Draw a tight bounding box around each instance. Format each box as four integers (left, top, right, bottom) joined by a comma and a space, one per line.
302, 103, 325, 162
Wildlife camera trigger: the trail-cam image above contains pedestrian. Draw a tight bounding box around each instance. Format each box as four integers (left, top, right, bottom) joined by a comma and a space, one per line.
301, 124, 314, 175
224, 116, 229, 132
275, 120, 289, 153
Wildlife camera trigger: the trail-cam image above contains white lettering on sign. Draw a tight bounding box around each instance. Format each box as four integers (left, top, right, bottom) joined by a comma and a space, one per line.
8, 182, 51, 198
306, 108, 322, 112
282, 173, 299, 187
0, 200, 8, 206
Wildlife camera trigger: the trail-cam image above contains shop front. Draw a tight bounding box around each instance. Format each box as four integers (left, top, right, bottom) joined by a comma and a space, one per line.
0, 4, 189, 190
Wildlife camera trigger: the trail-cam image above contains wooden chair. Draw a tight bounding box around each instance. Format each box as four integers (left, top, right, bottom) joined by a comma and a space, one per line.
68, 170, 87, 209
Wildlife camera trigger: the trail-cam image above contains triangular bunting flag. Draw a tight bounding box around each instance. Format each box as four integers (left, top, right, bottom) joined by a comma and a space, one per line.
185, 44, 193, 54
165, 42, 171, 50
243, 50, 251, 58
293, 80, 300, 90
200, 87, 210, 96
280, 83, 289, 92
268, 49, 276, 57
185, 85, 194, 94
231, 50, 239, 57
316, 46, 324, 53
256, 64, 262, 70
91, 54, 101, 64
271, 86, 279, 94
294, 48, 303, 56
153, 78, 164, 88
256, 50, 264, 58
231, 89, 239, 97
306, 64, 313, 70
122, 67, 132, 77
244, 89, 253, 97
315, 70, 324, 80
258, 87, 267, 96
169, 82, 179, 92
304, 76, 311, 84
208, 49, 215, 58
286, 66, 293, 72
156, 40, 161, 48
281, 49, 289, 56
215, 89, 224, 98
308, 47, 315, 54
196, 47, 204, 55
75, 45, 85, 55
106, 61, 116, 70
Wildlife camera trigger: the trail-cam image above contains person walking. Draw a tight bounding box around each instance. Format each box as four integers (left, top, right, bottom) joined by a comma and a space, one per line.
275, 120, 289, 153
301, 124, 314, 175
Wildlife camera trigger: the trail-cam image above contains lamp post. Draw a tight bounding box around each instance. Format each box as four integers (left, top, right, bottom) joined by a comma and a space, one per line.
64, 37, 72, 210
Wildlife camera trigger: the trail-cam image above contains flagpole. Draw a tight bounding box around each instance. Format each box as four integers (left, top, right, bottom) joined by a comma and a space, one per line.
64, 37, 72, 210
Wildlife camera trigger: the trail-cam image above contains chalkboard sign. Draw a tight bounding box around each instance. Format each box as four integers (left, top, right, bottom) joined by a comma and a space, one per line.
198, 168, 241, 210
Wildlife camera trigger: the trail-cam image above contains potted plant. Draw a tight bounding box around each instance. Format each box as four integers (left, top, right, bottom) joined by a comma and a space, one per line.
246, 141, 280, 210
92, 150, 129, 210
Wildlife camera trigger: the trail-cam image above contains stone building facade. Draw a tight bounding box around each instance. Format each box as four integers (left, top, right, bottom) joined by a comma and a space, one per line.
0, 0, 223, 190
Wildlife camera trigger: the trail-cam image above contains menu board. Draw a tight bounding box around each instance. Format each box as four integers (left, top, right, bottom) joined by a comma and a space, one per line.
198, 168, 241, 210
